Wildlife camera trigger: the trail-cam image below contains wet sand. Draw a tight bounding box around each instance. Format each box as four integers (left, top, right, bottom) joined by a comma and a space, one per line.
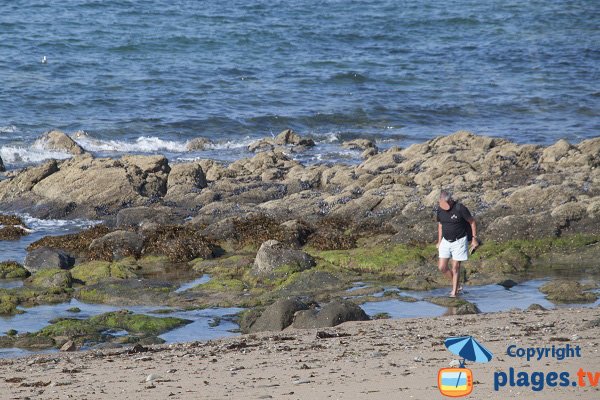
0, 306, 598, 400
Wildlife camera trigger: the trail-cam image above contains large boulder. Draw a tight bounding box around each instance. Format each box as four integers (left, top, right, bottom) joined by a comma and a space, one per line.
25, 155, 170, 217
34, 130, 86, 155
252, 240, 316, 278
24, 247, 75, 273
291, 300, 370, 329
165, 162, 208, 200
88, 231, 145, 261
247, 297, 311, 333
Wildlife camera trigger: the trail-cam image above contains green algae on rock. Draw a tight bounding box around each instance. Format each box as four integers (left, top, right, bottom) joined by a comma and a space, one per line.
70, 260, 138, 284
539, 280, 598, 303
0, 261, 30, 279
0, 310, 192, 350
24, 268, 72, 290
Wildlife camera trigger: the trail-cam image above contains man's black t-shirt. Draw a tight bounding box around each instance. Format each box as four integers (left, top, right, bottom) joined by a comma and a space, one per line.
436, 202, 473, 242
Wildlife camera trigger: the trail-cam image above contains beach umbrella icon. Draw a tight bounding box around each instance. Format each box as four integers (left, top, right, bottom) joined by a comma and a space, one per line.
445, 336, 493, 364
443, 336, 493, 391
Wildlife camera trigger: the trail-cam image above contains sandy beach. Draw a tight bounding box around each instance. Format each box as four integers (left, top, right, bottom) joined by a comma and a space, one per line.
0, 306, 598, 400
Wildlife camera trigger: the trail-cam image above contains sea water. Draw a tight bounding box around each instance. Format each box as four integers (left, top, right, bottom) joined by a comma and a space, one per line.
0, 0, 598, 169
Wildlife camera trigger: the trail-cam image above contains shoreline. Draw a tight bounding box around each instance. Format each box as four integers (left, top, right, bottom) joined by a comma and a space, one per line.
0, 306, 598, 399
0, 130, 599, 356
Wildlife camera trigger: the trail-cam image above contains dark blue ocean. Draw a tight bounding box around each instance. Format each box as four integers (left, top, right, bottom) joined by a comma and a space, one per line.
0, 0, 599, 167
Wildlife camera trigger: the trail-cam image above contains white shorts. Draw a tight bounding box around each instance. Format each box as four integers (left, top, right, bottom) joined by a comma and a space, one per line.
439, 236, 469, 261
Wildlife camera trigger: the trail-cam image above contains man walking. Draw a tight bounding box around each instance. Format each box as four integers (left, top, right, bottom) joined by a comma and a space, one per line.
436, 190, 479, 297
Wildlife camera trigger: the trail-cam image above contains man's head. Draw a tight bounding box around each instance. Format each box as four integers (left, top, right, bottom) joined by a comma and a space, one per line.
439, 190, 454, 211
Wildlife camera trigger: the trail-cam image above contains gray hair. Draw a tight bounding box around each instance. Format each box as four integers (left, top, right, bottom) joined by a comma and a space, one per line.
439, 190, 453, 202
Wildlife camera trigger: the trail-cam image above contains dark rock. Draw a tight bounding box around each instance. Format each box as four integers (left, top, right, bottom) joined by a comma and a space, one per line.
89, 231, 144, 261
292, 300, 370, 329
252, 240, 316, 278
455, 302, 481, 315
248, 297, 310, 333
24, 247, 75, 273
0, 155, 4, 172
527, 303, 547, 311
498, 279, 518, 289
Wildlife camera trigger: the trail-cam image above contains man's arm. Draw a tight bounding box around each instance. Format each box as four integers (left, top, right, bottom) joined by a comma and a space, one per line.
467, 217, 479, 250
436, 222, 442, 248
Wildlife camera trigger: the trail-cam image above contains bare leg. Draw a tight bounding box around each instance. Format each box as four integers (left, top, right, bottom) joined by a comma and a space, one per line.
450, 260, 461, 297
438, 258, 452, 281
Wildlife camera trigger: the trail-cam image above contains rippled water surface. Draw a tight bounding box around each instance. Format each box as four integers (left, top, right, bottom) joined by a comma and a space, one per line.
1, 0, 598, 168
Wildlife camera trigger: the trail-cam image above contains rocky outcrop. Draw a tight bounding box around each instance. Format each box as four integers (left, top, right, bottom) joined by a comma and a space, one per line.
0, 131, 598, 244
34, 130, 86, 155
0, 155, 170, 218
252, 240, 316, 278
24, 248, 75, 273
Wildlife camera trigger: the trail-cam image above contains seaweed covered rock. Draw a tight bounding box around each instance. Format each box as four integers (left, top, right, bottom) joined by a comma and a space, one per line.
24, 247, 75, 273
70, 260, 138, 284
0, 261, 30, 279
75, 279, 175, 306
291, 300, 370, 329
0, 292, 21, 315
28, 225, 111, 259
252, 240, 316, 278
306, 217, 357, 250
24, 268, 72, 290
88, 230, 144, 261
31, 309, 191, 348
0, 214, 30, 240
142, 225, 220, 262
247, 297, 311, 333
540, 280, 598, 303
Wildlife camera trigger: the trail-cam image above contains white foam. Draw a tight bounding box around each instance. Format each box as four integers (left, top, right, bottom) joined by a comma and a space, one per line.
20, 214, 100, 232
74, 135, 189, 153
74, 134, 256, 153
0, 125, 18, 134
0, 145, 72, 164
